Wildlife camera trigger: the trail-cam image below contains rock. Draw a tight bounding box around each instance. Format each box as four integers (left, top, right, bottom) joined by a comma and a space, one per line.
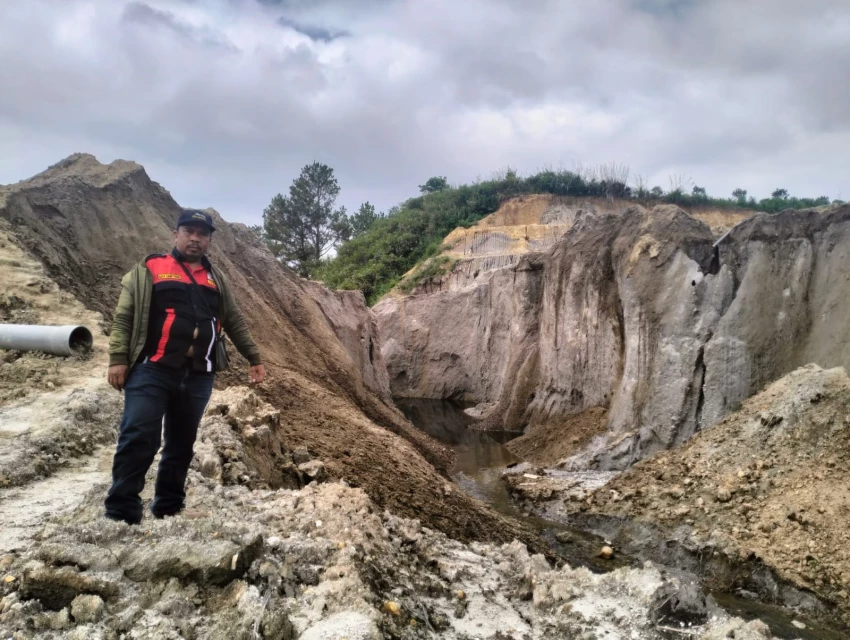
555, 531, 573, 544
791, 620, 806, 629
20, 564, 119, 610
292, 446, 312, 465
122, 536, 260, 585
198, 453, 223, 480
382, 600, 401, 616
598, 546, 614, 560
70, 594, 104, 623
650, 572, 710, 626
716, 486, 733, 503
48, 607, 71, 630
298, 460, 326, 483
376, 202, 850, 471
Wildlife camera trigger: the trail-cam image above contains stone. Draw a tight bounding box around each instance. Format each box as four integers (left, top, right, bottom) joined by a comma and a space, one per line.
70, 594, 104, 623
300, 612, 381, 640
298, 460, 326, 483
382, 600, 401, 615
555, 531, 573, 544
122, 536, 260, 585
791, 620, 806, 629
292, 447, 312, 465
20, 565, 118, 610
598, 546, 614, 560
650, 572, 709, 626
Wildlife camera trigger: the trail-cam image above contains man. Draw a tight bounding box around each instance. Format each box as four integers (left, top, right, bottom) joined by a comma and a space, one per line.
104, 208, 265, 524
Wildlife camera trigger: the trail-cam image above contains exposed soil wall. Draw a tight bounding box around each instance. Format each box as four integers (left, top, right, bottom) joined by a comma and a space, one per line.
377, 202, 850, 470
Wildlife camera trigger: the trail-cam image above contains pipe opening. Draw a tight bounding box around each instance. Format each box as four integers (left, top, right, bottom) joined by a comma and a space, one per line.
68, 326, 93, 354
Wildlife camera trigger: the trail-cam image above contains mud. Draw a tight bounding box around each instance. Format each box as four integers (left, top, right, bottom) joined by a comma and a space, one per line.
505, 365, 850, 631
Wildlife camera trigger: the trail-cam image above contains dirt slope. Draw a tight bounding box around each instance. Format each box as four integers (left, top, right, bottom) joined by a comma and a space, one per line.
535, 364, 850, 626
0, 153, 526, 544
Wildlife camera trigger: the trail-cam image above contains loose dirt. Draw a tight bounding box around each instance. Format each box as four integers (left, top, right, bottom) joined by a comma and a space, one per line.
513, 365, 850, 629
1, 387, 780, 640
0, 154, 535, 547
506, 407, 609, 466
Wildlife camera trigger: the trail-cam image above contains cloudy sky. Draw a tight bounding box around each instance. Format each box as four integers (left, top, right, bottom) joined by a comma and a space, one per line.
1, 0, 848, 225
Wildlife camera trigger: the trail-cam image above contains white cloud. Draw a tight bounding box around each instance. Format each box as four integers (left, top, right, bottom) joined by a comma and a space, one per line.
0, 0, 847, 226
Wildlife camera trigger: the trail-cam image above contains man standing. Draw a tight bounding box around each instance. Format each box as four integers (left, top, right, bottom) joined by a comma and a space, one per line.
104, 209, 265, 524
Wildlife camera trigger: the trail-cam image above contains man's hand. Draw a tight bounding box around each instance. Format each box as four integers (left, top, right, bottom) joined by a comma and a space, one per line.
107, 365, 129, 391
249, 364, 265, 385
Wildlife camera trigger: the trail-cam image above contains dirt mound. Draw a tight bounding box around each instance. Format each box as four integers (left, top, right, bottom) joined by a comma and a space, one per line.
561, 364, 850, 626
0, 153, 525, 545
506, 407, 609, 466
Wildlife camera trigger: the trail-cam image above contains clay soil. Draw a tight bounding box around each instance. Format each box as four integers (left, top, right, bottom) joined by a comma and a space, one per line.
506, 407, 609, 466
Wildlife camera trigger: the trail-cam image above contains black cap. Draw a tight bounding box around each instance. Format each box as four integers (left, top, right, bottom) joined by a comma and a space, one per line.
177, 209, 216, 232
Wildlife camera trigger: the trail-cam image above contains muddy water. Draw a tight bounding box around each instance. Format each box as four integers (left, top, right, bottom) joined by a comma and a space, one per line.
397, 399, 632, 573
398, 399, 848, 640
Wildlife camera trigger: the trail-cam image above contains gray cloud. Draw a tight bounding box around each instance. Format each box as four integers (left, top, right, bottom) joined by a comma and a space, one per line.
277, 16, 349, 42
0, 0, 847, 226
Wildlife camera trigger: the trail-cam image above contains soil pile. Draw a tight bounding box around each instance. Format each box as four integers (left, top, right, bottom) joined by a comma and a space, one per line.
514, 365, 850, 627
376, 202, 850, 470
0, 153, 523, 544
0, 387, 779, 640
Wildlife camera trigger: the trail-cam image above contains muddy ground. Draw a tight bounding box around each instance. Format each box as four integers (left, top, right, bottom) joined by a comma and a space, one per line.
1, 385, 781, 640
504, 365, 850, 631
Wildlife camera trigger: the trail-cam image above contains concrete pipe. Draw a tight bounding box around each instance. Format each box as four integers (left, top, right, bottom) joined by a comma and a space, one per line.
0, 324, 94, 356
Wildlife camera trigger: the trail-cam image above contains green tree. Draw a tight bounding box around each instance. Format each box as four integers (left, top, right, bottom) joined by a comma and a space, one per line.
650, 186, 664, 198
732, 188, 747, 203
419, 176, 449, 194
350, 201, 382, 237
771, 188, 789, 199
262, 162, 350, 278
692, 186, 706, 198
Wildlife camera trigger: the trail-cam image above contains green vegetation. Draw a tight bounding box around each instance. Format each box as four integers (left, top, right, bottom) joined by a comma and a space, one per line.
259, 162, 352, 277
397, 255, 456, 294
258, 165, 837, 304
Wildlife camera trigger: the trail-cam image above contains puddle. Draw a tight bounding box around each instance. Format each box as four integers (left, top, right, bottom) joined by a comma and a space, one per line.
712, 592, 847, 640
397, 398, 632, 573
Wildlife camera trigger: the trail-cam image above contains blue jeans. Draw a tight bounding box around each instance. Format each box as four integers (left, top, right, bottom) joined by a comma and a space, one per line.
104, 361, 215, 524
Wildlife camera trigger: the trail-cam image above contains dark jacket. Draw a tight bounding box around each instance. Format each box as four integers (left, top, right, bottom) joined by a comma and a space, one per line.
108, 255, 261, 370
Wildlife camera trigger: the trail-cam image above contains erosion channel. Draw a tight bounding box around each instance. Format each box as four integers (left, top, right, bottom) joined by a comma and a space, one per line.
398, 399, 848, 640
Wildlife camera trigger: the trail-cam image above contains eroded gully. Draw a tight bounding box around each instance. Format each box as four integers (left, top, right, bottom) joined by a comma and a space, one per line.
396, 398, 847, 640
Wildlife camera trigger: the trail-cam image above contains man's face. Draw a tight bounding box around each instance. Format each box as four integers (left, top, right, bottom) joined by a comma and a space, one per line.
174, 223, 212, 260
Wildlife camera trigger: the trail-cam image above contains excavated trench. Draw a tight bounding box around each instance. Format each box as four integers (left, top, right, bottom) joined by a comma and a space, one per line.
397, 398, 848, 640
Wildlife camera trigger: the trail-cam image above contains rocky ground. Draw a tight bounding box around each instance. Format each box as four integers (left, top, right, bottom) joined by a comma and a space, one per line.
0, 222, 122, 549
0, 386, 782, 640
505, 365, 850, 631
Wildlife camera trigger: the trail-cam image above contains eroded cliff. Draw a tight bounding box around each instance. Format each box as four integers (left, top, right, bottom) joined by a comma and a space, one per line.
376, 198, 850, 469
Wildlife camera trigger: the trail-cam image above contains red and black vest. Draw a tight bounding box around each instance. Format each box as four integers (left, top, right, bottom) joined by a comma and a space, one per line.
141, 249, 221, 372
